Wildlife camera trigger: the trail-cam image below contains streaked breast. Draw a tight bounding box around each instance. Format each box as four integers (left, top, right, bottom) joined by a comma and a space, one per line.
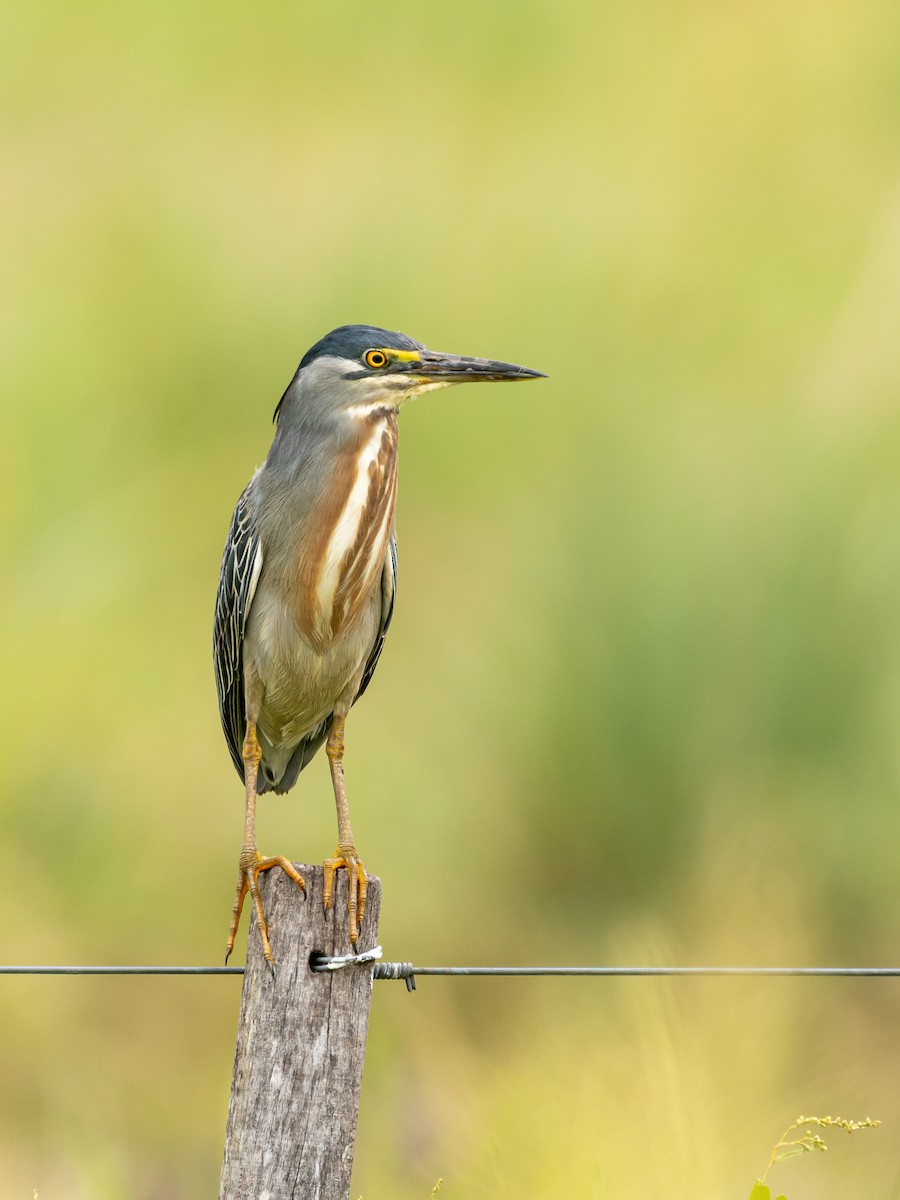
298, 411, 398, 647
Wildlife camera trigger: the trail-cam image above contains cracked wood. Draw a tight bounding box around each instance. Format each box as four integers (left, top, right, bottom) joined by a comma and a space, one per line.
219, 865, 381, 1200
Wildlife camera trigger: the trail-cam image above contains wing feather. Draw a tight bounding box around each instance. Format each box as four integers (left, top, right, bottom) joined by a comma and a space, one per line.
213, 477, 262, 781
355, 533, 397, 703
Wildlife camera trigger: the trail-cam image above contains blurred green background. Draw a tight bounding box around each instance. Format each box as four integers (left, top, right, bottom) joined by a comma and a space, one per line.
2, 0, 899, 1196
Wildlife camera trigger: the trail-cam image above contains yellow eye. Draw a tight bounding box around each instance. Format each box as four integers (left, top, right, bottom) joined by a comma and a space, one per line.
364, 349, 388, 369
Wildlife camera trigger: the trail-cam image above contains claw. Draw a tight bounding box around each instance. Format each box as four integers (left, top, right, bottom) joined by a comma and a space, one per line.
225, 850, 306, 968
322, 850, 368, 945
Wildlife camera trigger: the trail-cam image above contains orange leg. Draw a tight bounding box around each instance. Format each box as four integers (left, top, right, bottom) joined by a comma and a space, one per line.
322, 714, 368, 945
225, 719, 305, 973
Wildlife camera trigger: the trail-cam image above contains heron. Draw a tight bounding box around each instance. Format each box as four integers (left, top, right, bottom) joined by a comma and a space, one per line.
213, 324, 545, 969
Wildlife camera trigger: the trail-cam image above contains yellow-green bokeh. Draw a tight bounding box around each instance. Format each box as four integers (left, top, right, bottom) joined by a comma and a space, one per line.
2, 1, 899, 1196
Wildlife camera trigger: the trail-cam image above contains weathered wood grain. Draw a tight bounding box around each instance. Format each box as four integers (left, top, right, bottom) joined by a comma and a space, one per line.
219, 865, 381, 1200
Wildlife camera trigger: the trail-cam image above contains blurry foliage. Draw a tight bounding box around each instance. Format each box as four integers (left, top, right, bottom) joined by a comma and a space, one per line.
751, 1114, 880, 1200
2, 0, 900, 1196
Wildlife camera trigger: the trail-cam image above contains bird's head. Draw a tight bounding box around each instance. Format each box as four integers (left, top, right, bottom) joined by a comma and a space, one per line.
274, 324, 545, 422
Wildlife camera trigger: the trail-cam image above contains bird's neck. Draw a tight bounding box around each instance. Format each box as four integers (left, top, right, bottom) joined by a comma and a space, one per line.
259, 409, 399, 649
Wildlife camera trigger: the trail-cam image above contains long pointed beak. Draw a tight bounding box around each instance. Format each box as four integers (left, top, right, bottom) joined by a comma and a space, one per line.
412, 350, 546, 384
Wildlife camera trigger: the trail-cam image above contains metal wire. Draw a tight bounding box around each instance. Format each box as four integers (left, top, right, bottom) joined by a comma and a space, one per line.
370, 963, 900, 992
0, 966, 244, 975
375, 965, 900, 977
3, 961, 900, 994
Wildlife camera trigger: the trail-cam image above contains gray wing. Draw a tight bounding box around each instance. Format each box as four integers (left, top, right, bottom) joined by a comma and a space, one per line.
213, 478, 263, 782
355, 533, 397, 702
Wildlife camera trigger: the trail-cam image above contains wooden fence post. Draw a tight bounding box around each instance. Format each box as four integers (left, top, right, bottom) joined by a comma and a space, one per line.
219, 864, 381, 1200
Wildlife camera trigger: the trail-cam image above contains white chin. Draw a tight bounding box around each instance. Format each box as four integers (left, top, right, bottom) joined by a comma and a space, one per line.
406, 379, 454, 400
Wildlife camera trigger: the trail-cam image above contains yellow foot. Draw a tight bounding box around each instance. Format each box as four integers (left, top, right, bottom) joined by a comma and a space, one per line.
225, 849, 306, 969
322, 849, 368, 945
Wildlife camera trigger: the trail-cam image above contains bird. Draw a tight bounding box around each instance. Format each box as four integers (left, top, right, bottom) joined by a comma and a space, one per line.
214, 324, 545, 969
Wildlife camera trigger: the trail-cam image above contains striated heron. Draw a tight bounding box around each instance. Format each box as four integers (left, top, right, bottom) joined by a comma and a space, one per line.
214, 325, 545, 969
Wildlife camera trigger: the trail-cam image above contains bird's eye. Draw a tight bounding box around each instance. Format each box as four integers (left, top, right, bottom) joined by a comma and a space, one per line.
364, 349, 388, 369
